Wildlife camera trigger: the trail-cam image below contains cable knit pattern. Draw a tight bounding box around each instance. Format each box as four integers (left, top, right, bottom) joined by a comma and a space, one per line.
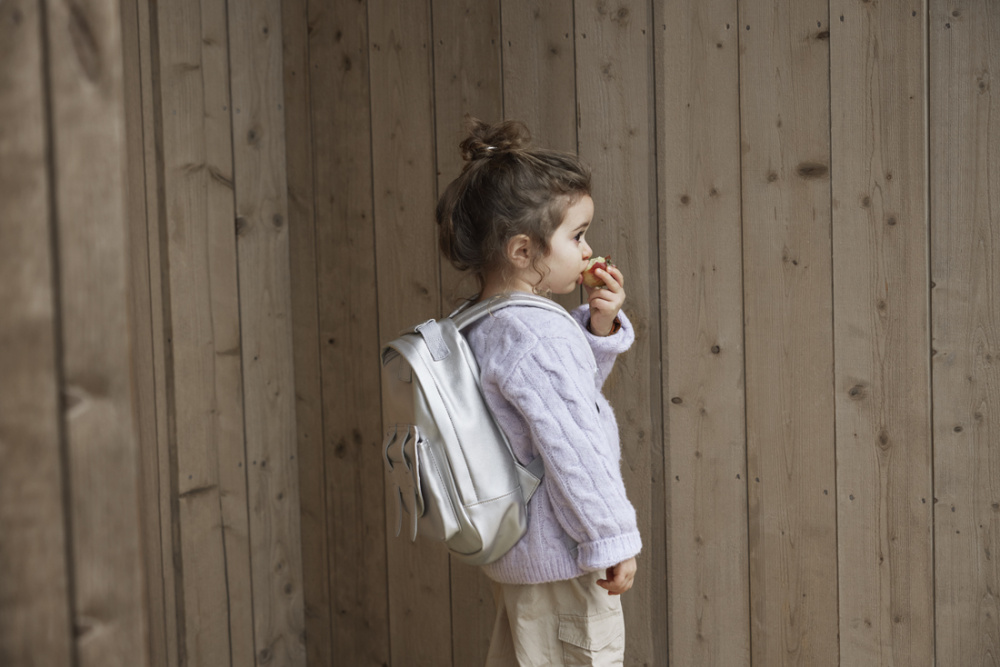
464, 301, 642, 584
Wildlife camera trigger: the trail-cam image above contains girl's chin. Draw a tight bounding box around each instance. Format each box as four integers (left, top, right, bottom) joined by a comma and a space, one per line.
551, 283, 580, 295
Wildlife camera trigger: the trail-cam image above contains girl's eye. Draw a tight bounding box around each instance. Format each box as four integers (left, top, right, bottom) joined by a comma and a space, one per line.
574, 232, 585, 242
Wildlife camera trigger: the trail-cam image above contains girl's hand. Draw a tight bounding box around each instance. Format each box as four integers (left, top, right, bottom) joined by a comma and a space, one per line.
596, 557, 637, 595
585, 264, 625, 336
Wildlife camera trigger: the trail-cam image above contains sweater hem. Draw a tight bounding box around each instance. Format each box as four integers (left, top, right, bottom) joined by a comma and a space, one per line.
482, 553, 585, 585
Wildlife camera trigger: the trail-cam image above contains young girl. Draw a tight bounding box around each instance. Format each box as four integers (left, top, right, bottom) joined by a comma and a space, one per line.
437, 118, 641, 666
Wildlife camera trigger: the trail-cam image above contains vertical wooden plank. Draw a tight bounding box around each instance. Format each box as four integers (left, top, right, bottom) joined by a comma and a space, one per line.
433, 0, 503, 311
430, 2, 503, 663
830, 2, 933, 664
227, 0, 307, 663
931, 1, 1000, 664
281, 0, 333, 665
501, 0, 582, 314
307, 0, 390, 663
135, 0, 179, 662
370, 0, 453, 664
44, 0, 149, 663
153, 0, 255, 660
574, 1, 664, 664
120, 0, 168, 663
738, 0, 839, 664
656, 0, 751, 664
0, 1, 75, 664
501, 0, 577, 152
202, 0, 260, 662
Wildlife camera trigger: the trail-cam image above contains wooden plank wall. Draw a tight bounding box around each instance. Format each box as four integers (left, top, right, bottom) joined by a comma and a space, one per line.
280, 0, 997, 665
7, 0, 999, 665
1, 0, 149, 666
118, 0, 307, 664
931, 1, 1000, 663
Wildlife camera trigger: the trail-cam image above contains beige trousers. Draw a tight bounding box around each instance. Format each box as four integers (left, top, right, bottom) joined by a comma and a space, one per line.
485, 571, 625, 667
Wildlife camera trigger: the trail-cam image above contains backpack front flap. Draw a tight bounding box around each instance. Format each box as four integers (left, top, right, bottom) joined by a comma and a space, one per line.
381, 319, 532, 564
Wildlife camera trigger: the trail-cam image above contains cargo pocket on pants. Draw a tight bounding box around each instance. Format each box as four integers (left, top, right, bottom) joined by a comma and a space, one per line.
558, 608, 625, 666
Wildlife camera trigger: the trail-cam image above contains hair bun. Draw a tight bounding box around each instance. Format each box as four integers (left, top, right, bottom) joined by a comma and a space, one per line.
460, 117, 532, 162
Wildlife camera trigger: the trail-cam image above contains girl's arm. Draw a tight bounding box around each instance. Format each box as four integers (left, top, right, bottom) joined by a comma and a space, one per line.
570, 305, 634, 388
497, 335, 642, 574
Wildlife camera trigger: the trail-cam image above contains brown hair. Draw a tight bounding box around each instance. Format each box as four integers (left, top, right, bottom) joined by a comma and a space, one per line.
436, 118, 591, 292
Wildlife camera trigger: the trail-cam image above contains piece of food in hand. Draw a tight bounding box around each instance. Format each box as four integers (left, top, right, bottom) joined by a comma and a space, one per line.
581, 255, 613, 288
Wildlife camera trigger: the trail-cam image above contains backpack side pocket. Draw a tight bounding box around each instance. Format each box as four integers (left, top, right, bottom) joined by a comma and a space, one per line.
415, 432, 461, 543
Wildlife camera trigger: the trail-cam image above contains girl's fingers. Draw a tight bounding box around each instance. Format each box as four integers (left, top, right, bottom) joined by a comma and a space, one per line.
605, 264, 625, 289
593, 268, 621, 291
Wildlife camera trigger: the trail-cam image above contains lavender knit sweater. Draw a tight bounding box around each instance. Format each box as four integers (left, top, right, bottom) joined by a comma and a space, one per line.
464, 301, 642, 584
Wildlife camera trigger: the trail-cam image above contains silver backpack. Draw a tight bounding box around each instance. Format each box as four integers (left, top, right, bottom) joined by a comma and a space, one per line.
380, 292, 584, 565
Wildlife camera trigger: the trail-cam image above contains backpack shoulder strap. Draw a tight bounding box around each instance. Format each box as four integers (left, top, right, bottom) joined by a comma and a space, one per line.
450, 291, 598, 384
450, 292, 577, 331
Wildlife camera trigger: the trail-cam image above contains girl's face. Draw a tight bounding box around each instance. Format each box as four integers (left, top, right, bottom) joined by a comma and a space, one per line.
534, 195, 595, 294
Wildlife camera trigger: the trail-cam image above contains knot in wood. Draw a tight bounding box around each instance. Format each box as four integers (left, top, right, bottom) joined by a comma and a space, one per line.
877, 430, 890, 450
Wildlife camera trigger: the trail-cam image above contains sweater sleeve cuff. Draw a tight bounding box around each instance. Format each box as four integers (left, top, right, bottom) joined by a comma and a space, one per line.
576, 531, 643, 572
571, 305, 636, 356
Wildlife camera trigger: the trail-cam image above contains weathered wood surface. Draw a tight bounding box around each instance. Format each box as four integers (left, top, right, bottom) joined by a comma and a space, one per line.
831, 2, 934, 664
129, 0, 179, 663
120, 0, 169, 662
45, 0, 150, 663
228, 0, 307, 662
0, 1, 74, 664
153, 0, 254, 660
931, 1, 1000, 664
657, 0, 751, 664
738, 0, 839, 664
502, 0, 577, 153
308, 0, 391, 663
281, 0, 330, 664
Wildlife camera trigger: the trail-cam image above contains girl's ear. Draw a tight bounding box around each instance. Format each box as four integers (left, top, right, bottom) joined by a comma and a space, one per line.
506, 234, 532, 269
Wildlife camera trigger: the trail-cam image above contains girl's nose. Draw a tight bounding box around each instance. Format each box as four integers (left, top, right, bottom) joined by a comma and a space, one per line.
582, 240, 592, 259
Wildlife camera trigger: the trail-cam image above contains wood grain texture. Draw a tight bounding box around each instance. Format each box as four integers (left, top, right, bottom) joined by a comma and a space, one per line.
44, 0, 149, 663
227, 0, 307, 662
202, 0, 259, 662
430, 1, 504, 662
502, 0, 582, 314
501, 0, 577, 153
655, 0, 751, 664
307, 0, 391, 663
931, 1, 1000, 664
830, 2, 933, 664
369, 0, 453, 664
0, 1, 74, 664
281, 0, 332, 664
119, 0, 169, 663
154, 0, 253, 660
737, 0, 839, 664
574, 1, 664, 663
133, 0, 180, 662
